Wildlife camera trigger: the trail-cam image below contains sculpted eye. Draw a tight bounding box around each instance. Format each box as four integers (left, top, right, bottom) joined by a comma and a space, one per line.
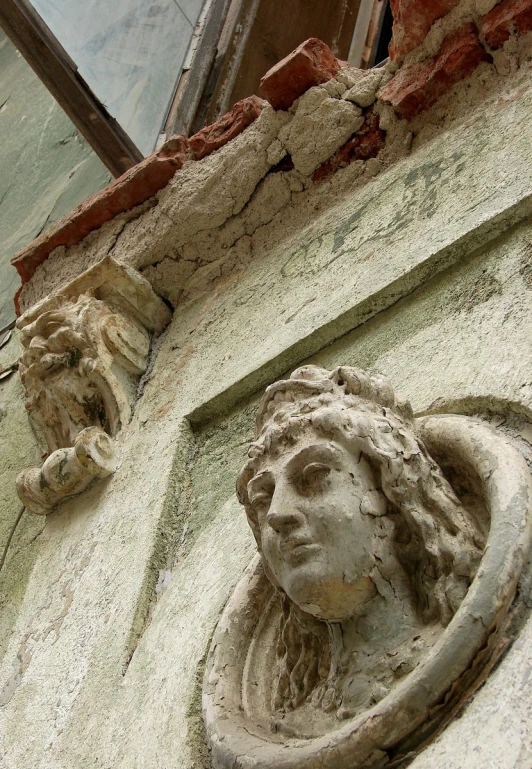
300, 462, 331, 492
248, 472, 275, 514
302, 462, 331, 479
250, 489, 273, 513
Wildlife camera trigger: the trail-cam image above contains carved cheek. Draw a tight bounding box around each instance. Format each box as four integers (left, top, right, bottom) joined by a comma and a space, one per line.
260, 524, 281, 566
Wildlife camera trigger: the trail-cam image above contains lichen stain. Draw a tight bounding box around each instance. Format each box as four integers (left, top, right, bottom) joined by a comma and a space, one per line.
518, 243, 532, 290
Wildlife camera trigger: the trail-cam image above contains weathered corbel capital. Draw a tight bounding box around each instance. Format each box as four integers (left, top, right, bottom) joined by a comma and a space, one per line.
16, 257, 172, 514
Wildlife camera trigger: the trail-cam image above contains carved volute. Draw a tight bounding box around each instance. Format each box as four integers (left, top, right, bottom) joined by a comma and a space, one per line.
17, 292, 150, 451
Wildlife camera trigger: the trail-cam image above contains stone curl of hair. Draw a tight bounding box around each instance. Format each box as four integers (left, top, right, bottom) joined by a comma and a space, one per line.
236, 365, 482, 711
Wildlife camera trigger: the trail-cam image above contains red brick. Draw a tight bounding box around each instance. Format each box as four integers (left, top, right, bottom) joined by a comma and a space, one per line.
481, 0, 532, 48
389, 0, 462, 59
312, 110, 386, 182
380, 23, 492, 120
189, 96, 264, 160
260, 38, 341, 111
11, 135, 190, 286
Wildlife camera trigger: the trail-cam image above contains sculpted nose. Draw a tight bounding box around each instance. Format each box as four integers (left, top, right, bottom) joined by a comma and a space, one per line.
266, 491, 304, 534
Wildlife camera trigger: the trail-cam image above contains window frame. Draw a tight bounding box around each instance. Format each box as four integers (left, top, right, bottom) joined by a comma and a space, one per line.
0, 0, 388, 177
0, 0, 233, 176
0, 0, 145, 176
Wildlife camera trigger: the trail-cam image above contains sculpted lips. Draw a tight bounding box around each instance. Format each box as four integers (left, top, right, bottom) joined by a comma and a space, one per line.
281, 536, 321, 562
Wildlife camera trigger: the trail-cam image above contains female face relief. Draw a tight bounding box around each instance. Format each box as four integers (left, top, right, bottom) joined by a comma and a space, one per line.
247, 436, 387, 621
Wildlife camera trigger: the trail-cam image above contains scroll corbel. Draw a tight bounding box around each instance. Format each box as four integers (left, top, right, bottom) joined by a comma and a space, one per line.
15, 257, 171, 515
16, 427, 118, 515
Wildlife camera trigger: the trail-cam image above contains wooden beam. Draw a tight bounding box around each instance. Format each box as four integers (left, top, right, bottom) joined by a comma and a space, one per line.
190, 0, 261, 132
197, 0, 363, 124
360, 0, 388, 69
164, 0, 234, 138
0, 0, 143, 177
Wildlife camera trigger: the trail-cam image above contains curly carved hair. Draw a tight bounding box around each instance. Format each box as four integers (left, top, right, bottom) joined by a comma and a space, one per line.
237, 365, 482, 711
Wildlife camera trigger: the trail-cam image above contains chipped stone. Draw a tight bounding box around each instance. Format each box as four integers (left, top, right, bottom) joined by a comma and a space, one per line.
389, 0, 462, 60
481, 0, 532, 49
189, 96, 264, 160
280, 93, 364, 176
312, 110, 386, 182
322, 79, 348, 97
380, 23, 492, 120
343, 69, 385, 108
337, 65, 366, 88
266, 138, 287, 165
141, 256, 196, 307
11, 135, 190, 287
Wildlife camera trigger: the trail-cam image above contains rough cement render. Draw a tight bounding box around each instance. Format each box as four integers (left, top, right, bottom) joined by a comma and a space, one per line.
278, 86, 364, 175
344, 68, 388, 108
142, 170, 299, 305
18, 199, 157, 312
17, 29, 532, 320
175, 59, 532, 312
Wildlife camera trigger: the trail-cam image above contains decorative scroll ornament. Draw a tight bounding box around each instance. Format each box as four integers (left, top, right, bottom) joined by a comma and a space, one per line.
16, 427, 118, 515
203, 365, 532, 769
16, 258, 171, 514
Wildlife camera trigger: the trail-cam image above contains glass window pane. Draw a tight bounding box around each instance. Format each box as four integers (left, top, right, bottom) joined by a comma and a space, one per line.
31, 0, 206, 155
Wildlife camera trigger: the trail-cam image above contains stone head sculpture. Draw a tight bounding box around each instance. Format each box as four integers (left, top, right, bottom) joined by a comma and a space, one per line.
204, 365, 532, 768
236, 365, 481, 717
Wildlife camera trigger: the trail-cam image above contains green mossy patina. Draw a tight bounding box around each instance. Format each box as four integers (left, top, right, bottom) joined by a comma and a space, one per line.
66, 348, 82, 369
0, 332, 43, 660
0, 30, 111, 328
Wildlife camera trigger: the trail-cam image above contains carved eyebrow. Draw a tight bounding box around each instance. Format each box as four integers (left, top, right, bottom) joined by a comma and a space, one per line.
285, 443, 341, 472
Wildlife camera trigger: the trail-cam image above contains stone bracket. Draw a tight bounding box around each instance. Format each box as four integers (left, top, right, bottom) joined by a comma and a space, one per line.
15, 257, 172, 514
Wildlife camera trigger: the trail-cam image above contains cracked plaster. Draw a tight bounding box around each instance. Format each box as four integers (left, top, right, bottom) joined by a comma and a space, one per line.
278, 86, 364, 175
2, 116, 532, 769
17, 26, 532, 321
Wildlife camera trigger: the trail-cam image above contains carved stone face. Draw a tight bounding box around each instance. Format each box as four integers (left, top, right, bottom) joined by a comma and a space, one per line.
206, 367, 527, 768
248, 437, 387, 621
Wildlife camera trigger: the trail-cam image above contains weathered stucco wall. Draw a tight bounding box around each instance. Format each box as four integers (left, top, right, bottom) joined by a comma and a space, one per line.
1, 23, 532, 769
0, 333, 43, 663
0, 28, 112, 647
0, 30, 111, 328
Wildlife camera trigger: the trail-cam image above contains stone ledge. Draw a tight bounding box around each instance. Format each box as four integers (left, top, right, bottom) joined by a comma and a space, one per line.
11, 96, 266, 300
18, 256, 172, 335
11, 14, 531, 316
